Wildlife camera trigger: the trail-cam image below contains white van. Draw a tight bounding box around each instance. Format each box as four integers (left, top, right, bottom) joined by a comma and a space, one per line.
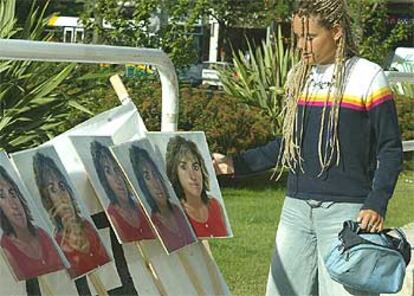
389, 47, 414, 72
47, 16, 85, 43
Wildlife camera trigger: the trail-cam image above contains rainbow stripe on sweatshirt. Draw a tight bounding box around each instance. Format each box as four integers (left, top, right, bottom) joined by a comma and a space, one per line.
298, 86, 394, 111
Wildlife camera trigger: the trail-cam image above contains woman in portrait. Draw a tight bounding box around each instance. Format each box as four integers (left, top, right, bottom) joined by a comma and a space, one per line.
129, 145, 195, 252
0, 166, 64, 281
33, 153, 110, 279
166, 136, 228, 238
91, 141, 154, 243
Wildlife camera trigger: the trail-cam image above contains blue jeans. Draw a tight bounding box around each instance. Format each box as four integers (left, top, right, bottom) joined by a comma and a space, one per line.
265, 197, 378, 296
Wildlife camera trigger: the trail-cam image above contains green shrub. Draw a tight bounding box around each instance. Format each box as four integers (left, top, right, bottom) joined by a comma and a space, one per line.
128, 83, 273, 154
394, 93, 414, 170
191, 88, 273, 154
394, 93, 414, 141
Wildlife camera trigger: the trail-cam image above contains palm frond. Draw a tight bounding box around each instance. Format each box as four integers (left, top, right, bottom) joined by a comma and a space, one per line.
218, 26, 298, 135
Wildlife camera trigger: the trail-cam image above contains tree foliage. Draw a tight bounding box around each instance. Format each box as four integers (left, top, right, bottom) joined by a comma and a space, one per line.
348, 0, 413, 67
199, 0, 293, 28
78, 0, 206, 69
76, 0, 295, 69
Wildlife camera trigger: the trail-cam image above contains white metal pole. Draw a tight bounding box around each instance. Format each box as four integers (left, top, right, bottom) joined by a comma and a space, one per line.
385, 71, 414, 83
384, 71, 414, 152
208, 16, 219, 63
0, 39, 179, 131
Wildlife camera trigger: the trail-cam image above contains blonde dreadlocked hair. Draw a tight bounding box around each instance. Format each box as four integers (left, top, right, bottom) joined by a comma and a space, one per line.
274, 0, 358, 179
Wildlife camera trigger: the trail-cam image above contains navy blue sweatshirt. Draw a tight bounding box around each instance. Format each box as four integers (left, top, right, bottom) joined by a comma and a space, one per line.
233, 57, 403, 217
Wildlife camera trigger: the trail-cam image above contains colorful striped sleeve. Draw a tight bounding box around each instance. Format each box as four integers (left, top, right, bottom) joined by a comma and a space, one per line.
365, 86, 394, 110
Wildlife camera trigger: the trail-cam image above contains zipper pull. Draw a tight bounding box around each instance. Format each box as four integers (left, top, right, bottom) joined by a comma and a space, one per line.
344, 251, 350, 261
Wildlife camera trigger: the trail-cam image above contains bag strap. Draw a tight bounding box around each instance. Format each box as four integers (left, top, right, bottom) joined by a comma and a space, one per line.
383, 227, 408, 244
339, 221, 396, 251
383, 228, 412, 265
339, 220, 412, 266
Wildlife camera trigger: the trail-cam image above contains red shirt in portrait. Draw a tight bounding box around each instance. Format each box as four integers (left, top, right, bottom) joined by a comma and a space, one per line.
151, 204, 196, 253
107, 203, 155, 243
55, 219, 110, 278
1, 227, 65, 281
186, 197, 228, 238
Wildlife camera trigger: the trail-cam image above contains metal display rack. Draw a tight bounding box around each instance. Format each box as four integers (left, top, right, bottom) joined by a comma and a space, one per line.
0, 39, 179, 132
385, 71, 414, 152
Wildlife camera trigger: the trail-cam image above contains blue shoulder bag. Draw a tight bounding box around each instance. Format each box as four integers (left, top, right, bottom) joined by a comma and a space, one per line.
325, 220, 411, 293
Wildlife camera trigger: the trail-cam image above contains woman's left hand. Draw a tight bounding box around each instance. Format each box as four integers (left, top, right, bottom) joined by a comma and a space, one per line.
357, 209, 384, 233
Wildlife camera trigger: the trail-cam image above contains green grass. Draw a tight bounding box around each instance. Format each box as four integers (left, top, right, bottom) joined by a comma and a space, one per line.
210, 172, 414, 296
386, 170, 414, 227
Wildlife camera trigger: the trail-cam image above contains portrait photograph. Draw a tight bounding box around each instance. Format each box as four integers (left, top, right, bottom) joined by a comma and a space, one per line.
69, 135, 155, 244
148, 132, 233, 239
0, 152, 67, 281
110, 138, 197, 254
10, 146, 111, 279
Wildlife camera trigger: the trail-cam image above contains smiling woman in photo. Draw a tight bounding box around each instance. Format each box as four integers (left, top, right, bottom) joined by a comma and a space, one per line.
33, 153, 110, 278
166, 136, 227, 238
91, 141, 154, 243
0, 165, 64, 281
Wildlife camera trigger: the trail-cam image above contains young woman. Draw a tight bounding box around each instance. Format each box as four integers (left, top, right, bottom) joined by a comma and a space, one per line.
166, 135, 227, 238
213, 0, 403, 295
33, 153, 110, 278
0, 166, 64, 280
129, 145, 195, 253
91, 141, 154, 243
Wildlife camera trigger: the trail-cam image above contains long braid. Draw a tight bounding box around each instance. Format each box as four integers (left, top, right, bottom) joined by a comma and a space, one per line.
318, 35, 346, 173
273, 0, 358, 179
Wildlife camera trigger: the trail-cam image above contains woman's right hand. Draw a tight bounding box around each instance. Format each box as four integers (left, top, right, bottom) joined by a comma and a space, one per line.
212, 153, 234, 175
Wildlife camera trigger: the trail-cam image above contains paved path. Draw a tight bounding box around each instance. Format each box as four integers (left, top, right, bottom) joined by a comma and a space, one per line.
394, 222, 414, 296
